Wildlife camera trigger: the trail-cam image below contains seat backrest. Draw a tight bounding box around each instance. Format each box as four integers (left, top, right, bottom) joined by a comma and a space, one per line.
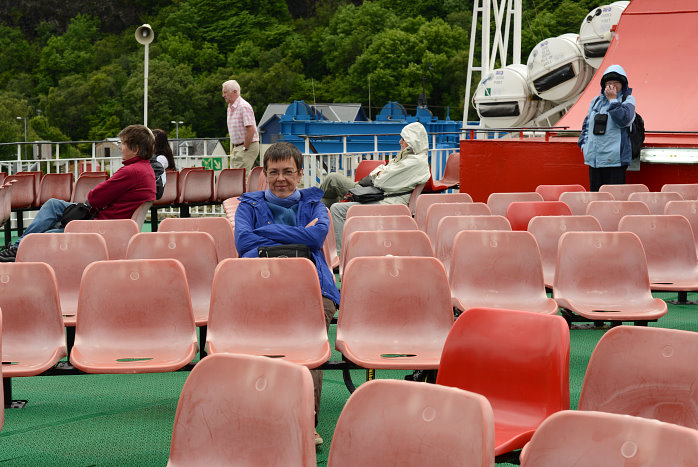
415, 192, 474, 230
328, 379, 495, 467
345, 203, 411, 219
354, 159, 386, 182
662, 183, 698, 200
130, 200, 153, 228
618, 215, 698, 284
436, 307, 570, 431
246, 166, 265, 192
579, 325, 698, 429
519, 410, 698, 467
506, 201, 572, 230
0, 262, 67, 375
340, 215, 419, 270
159, 217, 237, 260
5, 173, 36, 209
153, 170, 179, 206
168, 353, 315, 467
0, 186, 9, 224
176, 167, 204, 201
38, 173, 73, 205
535, 184, 586, 201
559, 190, 614, 215
486, 192, 543, 216
178, 169, 214, 204
527, 215, 602, 287
599, 183, 649, 200
215, 168, 246, 200
586, 200, 651, 231
431, 151, 460, 189
322, 208, 339, 270
71, 172, 108, 203
425, 202, 491, 245
19, 171, 42, 204
434, 215, 512, 277
407, 182, 426, 215
65, 219, 140, 260
628, 191, 684, 215
16, 233, 109, 320
665, 200, 698, 253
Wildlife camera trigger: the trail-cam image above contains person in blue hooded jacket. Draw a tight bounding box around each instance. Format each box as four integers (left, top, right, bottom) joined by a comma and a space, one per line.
234, 141, 340, 446
578, 64, 636, 192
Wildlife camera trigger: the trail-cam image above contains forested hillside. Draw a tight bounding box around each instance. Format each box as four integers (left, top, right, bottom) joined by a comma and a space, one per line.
0, 0, 602, 157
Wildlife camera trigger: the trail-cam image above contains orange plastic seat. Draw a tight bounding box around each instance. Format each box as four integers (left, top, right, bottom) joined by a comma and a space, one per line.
159, 217, 237, 260
505, 201, 572, 231
486, 192, 543, 216
436, 307, 570, 458
414, 192, 474, 231
665, 200, 698, 255
578, 325, 698, 429
214, 168, 245, 201
425, 202, 491, 245
450, 230, 558, 314
37, 173, 73, 206
558, 190, 614, 215
16, 233, 109, 326
618, 215, 698, 297
353, 159, 386, 182
553, 231, 667, 324
340, 229, 433, 280
535, 184, 585, 201
662, 183, 698, 200
429, 151, 461, 192
345, 203, 411, 219
628, 191, 683, 214
168, 353, 315, 467
65, 219, 140, 260
70, 259, 197, 374
586, 200, 651, 231
176, 169, 214, 204
599, 183, 649, 200
71, 172, 107, 203
246, 166, 266, 192
527, 215, 602, 288
434, 215, 512, 278
206, 258, 330, 368
127, 232, 217, 326
336, 256, 453, 370
519, 410, 698, 467
327, 379, 495, 467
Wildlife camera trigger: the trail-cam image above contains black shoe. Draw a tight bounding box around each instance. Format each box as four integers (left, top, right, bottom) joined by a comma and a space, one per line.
0, 245, 17, 262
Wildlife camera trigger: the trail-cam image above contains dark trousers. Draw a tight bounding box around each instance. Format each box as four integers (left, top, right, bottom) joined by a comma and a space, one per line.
589, 166, 627, 192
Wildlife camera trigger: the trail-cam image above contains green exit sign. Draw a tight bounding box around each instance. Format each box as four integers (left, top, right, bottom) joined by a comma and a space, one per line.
202, 157, 223, 170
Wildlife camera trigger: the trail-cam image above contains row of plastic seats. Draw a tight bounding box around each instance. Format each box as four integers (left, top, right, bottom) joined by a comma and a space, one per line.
2, 171, 108, 210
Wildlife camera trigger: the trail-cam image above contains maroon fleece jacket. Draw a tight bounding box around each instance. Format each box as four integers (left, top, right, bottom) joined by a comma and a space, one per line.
87, 157, 156, 220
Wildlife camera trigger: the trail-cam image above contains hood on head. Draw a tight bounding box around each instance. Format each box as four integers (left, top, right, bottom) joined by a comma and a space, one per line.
400, 122, 428, 155
600, 64, 629, 93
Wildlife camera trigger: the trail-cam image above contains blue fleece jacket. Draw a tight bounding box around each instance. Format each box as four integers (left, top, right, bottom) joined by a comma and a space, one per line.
235, 187, 341, 305
578, 64, 636, 168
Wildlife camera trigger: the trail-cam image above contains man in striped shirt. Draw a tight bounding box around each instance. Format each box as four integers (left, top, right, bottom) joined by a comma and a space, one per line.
222, 79, 260, 171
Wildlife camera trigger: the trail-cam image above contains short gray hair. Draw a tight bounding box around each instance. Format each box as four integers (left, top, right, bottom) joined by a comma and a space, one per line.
222, 80, 240, 93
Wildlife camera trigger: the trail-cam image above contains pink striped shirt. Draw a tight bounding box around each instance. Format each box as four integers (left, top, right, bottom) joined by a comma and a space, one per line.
227, 96, 259, 145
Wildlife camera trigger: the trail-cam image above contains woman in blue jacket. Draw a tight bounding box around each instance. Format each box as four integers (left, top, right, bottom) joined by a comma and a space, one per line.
234, 142, 340, 446
578, 64, 636, 191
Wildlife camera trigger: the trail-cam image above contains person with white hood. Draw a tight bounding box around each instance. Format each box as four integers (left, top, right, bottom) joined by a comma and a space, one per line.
321, 121, 431, 252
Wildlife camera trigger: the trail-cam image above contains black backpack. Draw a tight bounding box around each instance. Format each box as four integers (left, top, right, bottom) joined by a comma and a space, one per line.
622, 95, 645, 159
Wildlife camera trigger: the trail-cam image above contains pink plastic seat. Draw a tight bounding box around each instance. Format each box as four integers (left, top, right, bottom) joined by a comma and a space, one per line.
425, 202, 491, 245
505, 201, 572, 231
246, 166, 266, 192
665, 200, 698, 255
353, 159, 386, 182
450, 230, 558, 314
153, 171, 179, 206
345, 203, 411, 219
527, 215, 602, 288
628, 191, 684, 214
19, 171, 42, 207
168, 353, 315, 467
37, 173, 73, 206
6, 173, 36, 209
71, 172, 107, 203
434, 215, 512, 278
486, 192, 543, 216
535, 184, 585, 201
558, 190, 614, 215
70, 259, 197, 373
553, 231, 668, 324
0, 186, 9, 224
159, 217, 237, 260
662, 183, 698, 200
16, 233, 109, 326
519, 410, 698, 467
336, 256, 453, 370
127, 232, 217, 326
130, 200, 153, 228
586, 200, 651, 231
407, 182, 426, 216
436, 307, 570, 457
206, 258, 330, 368
429, 151, 461, 192
599, 183, 649, 200
328, 379, 495, 467
414, 192, 474, 231
65, 219, 140, 260
322, 208, 340, 270
177, 169, 214, 204
215, 168, 245, 201
579, 325, 698, 429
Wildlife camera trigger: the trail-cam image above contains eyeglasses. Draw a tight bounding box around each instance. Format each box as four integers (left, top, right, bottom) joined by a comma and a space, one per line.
265, 169, 299, 179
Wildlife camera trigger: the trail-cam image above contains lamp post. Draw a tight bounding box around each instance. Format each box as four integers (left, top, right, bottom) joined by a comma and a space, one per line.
171, 120, 183, 157
16, 116, 27, 159
135, 24, 154, 126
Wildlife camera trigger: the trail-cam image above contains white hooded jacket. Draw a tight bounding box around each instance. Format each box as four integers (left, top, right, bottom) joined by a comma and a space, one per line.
369, 122, 431, 194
